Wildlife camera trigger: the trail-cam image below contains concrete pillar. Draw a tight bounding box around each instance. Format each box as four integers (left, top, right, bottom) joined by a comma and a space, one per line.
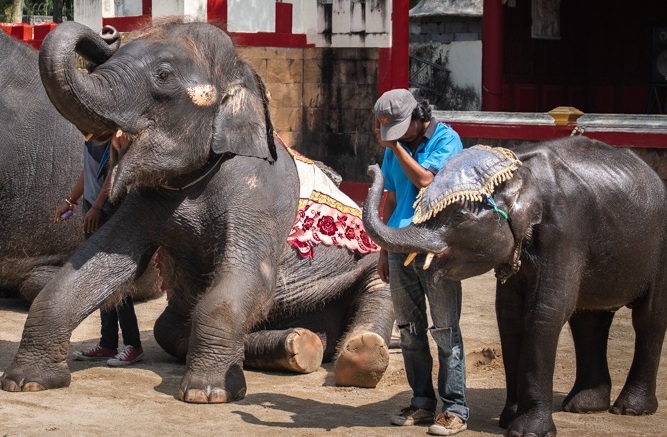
152, 0, 208, 22
74, 0, 104, 31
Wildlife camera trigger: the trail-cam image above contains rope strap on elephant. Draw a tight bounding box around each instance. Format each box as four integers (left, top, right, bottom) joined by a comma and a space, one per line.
412, 145, 522, 224
286, 148, 379, 259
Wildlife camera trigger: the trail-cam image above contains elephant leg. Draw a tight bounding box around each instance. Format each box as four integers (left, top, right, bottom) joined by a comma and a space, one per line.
177, 246, 279, 404
562, 310, 613, 413
1, 242, 149, 393
18, 256, 68, 303
611, 287, 667, 415
499, 257, 579, 437
333, 275, 393, 389
154, 305, 189, 361
156, 306, 324, 373
244, 328, 324, 373
495, 280, 524, 429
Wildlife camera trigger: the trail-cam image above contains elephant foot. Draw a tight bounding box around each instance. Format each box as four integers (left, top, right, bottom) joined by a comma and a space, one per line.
178, 363, 246, 404
334, 332, 389, 388
562, 384, 611, 413
1, 361, 71, 392
280, 328, 324, 373
610, 387, 658, 416
498, 402, 518, 429
505, 409, 556, 437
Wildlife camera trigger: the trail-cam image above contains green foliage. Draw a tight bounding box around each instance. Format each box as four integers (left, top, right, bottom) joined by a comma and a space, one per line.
0, 0, 73, 22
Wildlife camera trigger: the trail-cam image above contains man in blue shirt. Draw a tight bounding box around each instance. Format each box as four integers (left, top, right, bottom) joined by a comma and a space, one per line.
374, 89, 468, 436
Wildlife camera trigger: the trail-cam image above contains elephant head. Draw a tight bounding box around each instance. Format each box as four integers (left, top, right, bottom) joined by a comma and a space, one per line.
39, 18, 276, 201
362, 145, 543, 282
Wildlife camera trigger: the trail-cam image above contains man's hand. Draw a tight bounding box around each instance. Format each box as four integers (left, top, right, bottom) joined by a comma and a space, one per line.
377, 249, 389, 283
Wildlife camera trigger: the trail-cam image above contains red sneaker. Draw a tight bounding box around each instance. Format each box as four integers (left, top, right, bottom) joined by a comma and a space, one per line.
107, 345, 144, 367
72, 344, 118, 361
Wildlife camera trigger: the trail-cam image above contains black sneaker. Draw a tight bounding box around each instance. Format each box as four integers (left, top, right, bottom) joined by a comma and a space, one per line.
390, 405, 435, 426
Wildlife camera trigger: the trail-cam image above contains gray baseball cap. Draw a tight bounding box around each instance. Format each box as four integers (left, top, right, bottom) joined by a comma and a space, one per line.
374, 89, 418, 141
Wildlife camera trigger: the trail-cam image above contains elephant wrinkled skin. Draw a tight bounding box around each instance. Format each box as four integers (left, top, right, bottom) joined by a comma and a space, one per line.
0, 30, 162, 305
1, 19, 393, 402
0, 30, 84, 303
362, 137, 667, 437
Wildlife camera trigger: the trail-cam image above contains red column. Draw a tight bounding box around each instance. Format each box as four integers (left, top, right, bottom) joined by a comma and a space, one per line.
275, 2, 293, 34
482, 0, 504, 111
378, 0, 409, 97
391, 0, 409, 90
208, 0, 228, 29
142, 0, 152, 16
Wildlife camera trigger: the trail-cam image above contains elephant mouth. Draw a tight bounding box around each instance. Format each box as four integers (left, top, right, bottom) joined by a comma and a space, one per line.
106, 128, 137, 200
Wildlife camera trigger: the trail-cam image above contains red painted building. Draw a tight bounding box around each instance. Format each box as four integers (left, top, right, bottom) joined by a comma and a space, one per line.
482, 0, 667, 115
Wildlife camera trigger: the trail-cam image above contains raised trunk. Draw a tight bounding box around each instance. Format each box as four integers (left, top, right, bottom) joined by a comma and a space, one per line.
362, 164, 446, 254
38, 22, 121, 138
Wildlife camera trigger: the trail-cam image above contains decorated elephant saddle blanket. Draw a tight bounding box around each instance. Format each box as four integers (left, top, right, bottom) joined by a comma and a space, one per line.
413, 145, 522, 224
287, 151, 379, 259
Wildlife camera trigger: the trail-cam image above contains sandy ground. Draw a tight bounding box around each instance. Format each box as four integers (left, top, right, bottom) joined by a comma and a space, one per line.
1, 270, 666, 437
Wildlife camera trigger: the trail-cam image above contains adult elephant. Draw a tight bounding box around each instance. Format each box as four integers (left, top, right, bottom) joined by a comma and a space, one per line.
362, 138, 667, 437
0, 29, 161, 305
1, 19, 393, 402
0, 29, 84, 303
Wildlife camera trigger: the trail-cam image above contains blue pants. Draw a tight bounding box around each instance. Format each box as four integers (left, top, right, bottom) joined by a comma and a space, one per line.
388, 252, 468, 420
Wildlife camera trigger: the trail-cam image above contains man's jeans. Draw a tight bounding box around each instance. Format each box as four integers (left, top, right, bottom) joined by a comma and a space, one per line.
388, 252, 468, 420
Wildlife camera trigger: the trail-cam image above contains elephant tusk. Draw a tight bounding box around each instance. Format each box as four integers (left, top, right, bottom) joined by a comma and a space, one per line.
403, 252, 418, 266
84, 133, 93, 141
423, 253, 435, 270
115, 129, 123, 138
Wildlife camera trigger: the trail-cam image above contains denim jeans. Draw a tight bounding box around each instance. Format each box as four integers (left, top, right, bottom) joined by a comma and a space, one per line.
388, 252, 468, 421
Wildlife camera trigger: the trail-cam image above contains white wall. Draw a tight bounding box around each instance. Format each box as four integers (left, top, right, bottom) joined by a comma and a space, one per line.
152, 0, 207, 22
77, 0, 392, 48
447, 41, 482, 97
227, 0, 274, 33
307, 0, 391, 48
115, 0, 142, 16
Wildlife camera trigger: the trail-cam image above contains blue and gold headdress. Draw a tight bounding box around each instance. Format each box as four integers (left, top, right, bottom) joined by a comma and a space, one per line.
412, 145, 522, 224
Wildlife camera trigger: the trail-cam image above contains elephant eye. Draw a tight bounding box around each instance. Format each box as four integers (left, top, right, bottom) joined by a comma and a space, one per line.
154, 64, 173, 83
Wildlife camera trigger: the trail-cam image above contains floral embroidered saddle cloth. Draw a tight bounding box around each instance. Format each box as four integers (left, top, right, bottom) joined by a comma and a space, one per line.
285, 148, 379, 259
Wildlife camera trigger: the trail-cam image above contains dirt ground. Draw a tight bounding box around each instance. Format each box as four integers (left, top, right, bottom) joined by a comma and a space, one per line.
1, 270, 666, 437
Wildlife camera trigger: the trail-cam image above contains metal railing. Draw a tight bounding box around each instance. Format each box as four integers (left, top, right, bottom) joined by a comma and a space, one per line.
409, 54, 451, 107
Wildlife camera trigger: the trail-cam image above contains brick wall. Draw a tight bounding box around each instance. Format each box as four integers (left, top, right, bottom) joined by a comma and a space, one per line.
238, 46, 383, 183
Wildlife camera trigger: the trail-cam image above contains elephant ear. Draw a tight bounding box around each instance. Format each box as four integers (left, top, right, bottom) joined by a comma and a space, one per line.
495, 166, 543, 246
210, 79, 276, 162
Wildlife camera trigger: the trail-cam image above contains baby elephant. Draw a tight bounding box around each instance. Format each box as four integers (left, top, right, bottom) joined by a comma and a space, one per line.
363, 137, 667, 437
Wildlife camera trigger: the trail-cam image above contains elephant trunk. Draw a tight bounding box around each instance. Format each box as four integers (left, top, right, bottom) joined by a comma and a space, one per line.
362, 164, 446, 255
39, 21, 121, 138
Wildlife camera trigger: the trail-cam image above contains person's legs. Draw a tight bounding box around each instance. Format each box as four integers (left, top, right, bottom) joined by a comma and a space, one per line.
107, 296, 144, 367
116, 296, 142, 348
388, 252, 437, 416
417, 260, 468, 425
99, 307, 120, 349
72, 307, 119, 360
